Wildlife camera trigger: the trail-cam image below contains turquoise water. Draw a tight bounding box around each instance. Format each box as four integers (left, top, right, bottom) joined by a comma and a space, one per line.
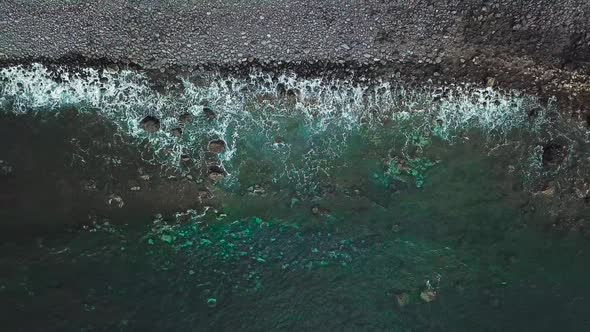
1, 65, 590, 331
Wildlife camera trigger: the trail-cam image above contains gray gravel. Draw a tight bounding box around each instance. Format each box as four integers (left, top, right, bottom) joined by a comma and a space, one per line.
1, 0, 590, 124
0, 0, 588, 69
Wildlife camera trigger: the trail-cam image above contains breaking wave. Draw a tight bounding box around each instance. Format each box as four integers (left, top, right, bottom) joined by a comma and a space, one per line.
0, 64, 551, 192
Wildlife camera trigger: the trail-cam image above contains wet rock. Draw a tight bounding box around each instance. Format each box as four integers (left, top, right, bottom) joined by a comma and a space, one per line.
528, 107, 541, 118
179, 113, 193, 124
105, 64, 119, 75
541, 143, 565, 166
276, 83, 287, 97
208, 139, 226, 154
256, 93, 276, 103
107, 194, 125, 208
140, 116, 161, 133
539, 183, 555, 198
208, 165, 226, 181
170, 127, 182, 138
285, 88, 300, 101
203, 107, 216, 121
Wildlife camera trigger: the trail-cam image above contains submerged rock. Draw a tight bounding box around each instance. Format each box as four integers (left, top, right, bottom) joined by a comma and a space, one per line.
140, 116, 161, 133
420, 289, 438, 303
179, 113, 193, 124
252, 185, 265, 195
107, 194, 125, 208
542, 142, 566, 167
0, 160, 13, 176
160, 234, 173, 244
247, 185, 266, 195
208, 139, 226, 154
81, 179, 97, 191
535, 183, 555, 198
170, 127, 182, 138
394, 291, 411, 307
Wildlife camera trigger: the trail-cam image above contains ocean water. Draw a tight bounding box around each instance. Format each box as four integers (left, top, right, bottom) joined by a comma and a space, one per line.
1, 64, 590, 331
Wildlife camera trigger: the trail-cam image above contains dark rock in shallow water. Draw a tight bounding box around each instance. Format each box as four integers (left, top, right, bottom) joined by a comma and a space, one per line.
179, 113, 193, 124
208, 139, 226, 154
140, 116, 160, 133
171, 127, 182, 138
542, 143, 565, 166
528, 107, 541, 118
208, 165, 226, 181
203, 107, 216, 121
393, 291, 411, 307
276, 83, 287, 97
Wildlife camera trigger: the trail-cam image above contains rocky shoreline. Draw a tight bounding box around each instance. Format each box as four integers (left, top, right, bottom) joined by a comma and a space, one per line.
1, 0, 589, 123
3, 53, 589, 127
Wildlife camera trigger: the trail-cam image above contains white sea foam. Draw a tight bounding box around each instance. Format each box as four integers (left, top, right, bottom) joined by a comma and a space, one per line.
0, 64, 548, 190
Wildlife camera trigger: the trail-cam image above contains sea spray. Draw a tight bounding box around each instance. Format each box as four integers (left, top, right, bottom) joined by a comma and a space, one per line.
0, 64, 551, 192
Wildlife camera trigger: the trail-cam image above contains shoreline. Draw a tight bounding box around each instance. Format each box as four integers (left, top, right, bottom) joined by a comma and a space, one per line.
2, 52, 589, 128
1, 0, 589, 125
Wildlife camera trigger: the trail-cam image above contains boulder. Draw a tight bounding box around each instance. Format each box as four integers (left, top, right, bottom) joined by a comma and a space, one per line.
140, 116, 160, 133
208, 139, 226, 154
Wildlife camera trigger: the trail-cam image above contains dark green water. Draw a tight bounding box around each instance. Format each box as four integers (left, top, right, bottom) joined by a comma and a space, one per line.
1, 65, 590, 331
